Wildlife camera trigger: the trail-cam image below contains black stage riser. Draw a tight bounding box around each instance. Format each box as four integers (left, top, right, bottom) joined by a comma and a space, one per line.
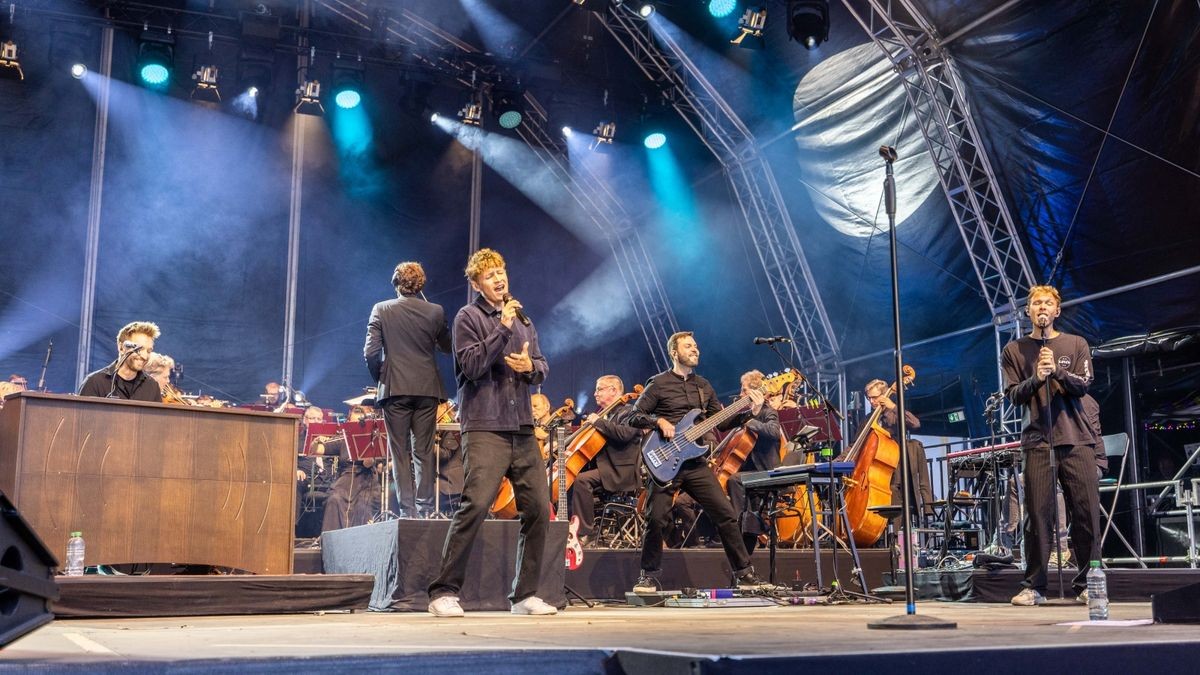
0, 490, 59, 646
970, 567, 1200, 603
321, 519, 567, 611
1152, 580, 1200, 623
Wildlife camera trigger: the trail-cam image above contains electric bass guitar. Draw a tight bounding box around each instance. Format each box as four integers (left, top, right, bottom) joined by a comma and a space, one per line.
641, 371, 795, 485
556, 425, 583, 570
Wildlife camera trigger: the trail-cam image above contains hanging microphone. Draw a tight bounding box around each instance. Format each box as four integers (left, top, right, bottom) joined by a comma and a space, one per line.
753, 336, 792, 345
502, 293, 531, 326
122, 341, 144, 352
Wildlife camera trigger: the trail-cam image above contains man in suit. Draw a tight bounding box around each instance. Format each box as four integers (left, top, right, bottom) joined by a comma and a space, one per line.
365, 261, 452, 519
568, 375, 642, 545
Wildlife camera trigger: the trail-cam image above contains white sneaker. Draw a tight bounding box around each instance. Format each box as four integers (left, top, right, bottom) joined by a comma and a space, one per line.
428, 595, 465, 617
510, 596, 558, 615
1011, 588, 1046, 606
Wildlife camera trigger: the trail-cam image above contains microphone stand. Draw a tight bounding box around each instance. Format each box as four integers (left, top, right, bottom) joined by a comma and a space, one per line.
1037, 323, 1069, 602
105, 349, 139, 399
36, 340, 52, 392
869, 146, 955, 630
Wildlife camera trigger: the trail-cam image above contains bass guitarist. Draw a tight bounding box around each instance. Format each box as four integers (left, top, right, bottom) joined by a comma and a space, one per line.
626, 331, 769, 592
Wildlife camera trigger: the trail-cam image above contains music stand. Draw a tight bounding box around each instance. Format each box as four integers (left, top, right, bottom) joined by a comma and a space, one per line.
303, 423, 342, 456
343, 419, 393, 521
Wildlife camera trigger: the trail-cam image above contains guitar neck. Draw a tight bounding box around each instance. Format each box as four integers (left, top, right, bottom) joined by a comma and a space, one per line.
555, 426, 567, 521
683, 396, 753, 442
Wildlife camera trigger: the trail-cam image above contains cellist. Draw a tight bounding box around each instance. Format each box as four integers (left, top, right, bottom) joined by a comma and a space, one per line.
725, 370, 784, 553
863, 379, 934, 524
567, 375, 643, 546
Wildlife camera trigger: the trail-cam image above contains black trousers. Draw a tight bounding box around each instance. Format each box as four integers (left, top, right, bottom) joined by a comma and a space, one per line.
891, 439, 934, 522
382, 395, 439, 518
321, 467, 379, 532
569, 469, 604, 538
641, 458, 752, 575
1022, 444, 1101, 593
429, 430, 550, 603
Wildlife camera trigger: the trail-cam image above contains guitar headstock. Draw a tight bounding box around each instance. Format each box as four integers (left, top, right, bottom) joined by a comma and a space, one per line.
762, 370, 798, 396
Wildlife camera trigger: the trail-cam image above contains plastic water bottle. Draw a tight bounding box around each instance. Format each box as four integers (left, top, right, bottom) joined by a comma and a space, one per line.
1086, 560, 1108, 621
65, 531, 85, 577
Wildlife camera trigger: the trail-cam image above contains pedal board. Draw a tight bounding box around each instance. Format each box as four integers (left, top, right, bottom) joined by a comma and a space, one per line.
625, 588, 780, 608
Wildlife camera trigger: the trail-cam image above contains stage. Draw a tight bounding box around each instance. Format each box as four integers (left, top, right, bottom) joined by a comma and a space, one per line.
3, 601, 1197, 673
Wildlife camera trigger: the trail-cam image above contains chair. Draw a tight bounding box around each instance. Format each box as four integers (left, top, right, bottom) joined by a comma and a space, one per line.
592, 492, 643, 549
1097, 432, 1144, 567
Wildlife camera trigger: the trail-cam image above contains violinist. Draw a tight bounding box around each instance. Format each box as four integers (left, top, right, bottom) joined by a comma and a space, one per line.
321, 405, 380, 532
567, 375, 642, 546
864, 378, 934, 523
626, 331, 769, 592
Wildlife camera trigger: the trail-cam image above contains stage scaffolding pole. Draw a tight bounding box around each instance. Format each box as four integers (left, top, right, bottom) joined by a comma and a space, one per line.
281, 1, 311, 393
76, 21, 114, 389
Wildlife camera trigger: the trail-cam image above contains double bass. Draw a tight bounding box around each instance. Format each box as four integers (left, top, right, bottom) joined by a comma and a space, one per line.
840, 365, 916, 547
490, 398, 574, 519
548, 384, 643, 508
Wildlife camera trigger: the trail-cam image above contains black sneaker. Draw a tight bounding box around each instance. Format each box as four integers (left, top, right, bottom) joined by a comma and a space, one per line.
735, 568, 771, 590
632, 570, 659, 593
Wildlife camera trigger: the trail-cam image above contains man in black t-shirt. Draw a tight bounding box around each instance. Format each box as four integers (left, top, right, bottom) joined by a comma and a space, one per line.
1002, 285, 1101, 606
627, 332, 769, 592
78, 321, 163, 402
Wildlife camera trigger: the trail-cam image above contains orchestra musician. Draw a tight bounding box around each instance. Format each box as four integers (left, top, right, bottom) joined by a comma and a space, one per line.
365, 260, 452, 519
626, 332, 769, 592
1002, 285, 1102, 606
567, 375, 643, 546
531, 392, 552, 461
262, 381, 286, 407
296, 406, 326, 526
863, 378, 934, 523
78, 321, 162, 401
320, 406, 381, 532
725, 370, 784, 553
427, 248, 557, 617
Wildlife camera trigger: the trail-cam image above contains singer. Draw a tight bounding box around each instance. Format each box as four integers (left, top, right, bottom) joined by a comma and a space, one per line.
1001, 285, 1102, 606
427, 248, 557, 617
78, 321, 163, 401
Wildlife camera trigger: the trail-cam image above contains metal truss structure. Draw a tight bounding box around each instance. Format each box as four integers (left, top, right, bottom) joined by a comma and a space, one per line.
599, 5, 843, 408
841, 0, 1037, 433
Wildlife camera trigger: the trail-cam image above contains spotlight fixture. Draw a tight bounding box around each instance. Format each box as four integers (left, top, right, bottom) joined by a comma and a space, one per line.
638, 3, 655, 18
730, 7, 767, 49
0, 40, 23, 81
491, 85, 524, 130
590, 121, 616, 151
136, 30, 175, 89
562, 126, 573, 137
708, 0, 738, 19
294, 79, 324, 116
70, 63, 87, 79
571, 0, 608, 11
430, 112, 440, 123
643, 131, 666, 150
190, 65, 221, 102
785, 0, 829, 50
459, 99, 483, 127
330, 58, 364, 110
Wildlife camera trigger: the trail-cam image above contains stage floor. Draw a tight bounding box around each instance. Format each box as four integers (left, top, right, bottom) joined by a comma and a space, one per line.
2, 601, 1195, 673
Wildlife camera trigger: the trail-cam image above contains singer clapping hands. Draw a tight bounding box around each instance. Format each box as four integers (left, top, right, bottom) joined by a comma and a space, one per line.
505, 341, 534, 373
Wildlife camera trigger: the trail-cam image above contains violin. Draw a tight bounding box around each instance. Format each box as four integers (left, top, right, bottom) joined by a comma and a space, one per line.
841, 365, 916, 546
491, 397, 574, 519
548, 384, 643, 507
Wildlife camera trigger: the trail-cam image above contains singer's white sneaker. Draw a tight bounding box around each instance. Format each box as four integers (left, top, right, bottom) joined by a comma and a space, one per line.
1011, 588, 1046, 606
428, 595, 465, 617
510, 596, 558, 615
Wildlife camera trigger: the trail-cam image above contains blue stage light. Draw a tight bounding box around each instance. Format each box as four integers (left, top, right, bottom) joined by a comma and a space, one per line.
498, 109, 523, 129
709, 0, 738, 18
139, 63, 169, 86
643, 132, 666, 149
334, 89, 362, 110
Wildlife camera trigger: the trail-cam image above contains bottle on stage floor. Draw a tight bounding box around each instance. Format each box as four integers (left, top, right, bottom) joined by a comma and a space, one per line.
65, 531, 85, 577
1087, 560, 1108, 621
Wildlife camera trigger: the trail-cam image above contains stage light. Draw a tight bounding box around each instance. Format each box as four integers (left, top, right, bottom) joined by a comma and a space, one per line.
459, 100, 483, 126
430, 112, 440, 123
638, 4, 655, 18
190, 65, 221, 102
571, 0, 608, 10
330, 58, 364, 110
562, 126, 573, 137
136, 31, 174, 89
730, 7, 767, 49
591, 121, 617, 151
492, 85, 524, 130
294, 79, 324, 116
709, 0, 738, 18
70, 63, 87, 79
0, 41, 24, 81
785, 0, 829, 50
248, 86, 259, 97
643, 132, 666, 149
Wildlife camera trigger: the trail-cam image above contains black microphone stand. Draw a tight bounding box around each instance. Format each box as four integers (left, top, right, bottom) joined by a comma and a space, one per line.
36, 339, 52, 392
869, 146, 955, 630
105, 349, 139, 399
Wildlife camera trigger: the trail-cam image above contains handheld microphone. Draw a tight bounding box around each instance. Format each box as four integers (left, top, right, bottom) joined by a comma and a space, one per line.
502, 293, 531, 326
122, 340, 144, 353
753, 336, 791, 345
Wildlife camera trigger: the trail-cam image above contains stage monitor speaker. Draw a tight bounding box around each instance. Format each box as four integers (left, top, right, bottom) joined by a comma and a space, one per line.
0, 490, 60, 646
1152, 581, 1200, 624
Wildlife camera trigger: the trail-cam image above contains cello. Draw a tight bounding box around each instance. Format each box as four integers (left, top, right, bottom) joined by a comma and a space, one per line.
710, 370, 797, 492
490, 398, 574, 519
840, 365, 916, 547
548, 384, 643, 508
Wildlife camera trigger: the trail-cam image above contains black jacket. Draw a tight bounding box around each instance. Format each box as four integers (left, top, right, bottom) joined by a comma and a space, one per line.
364, 294, 452, 403
589, 403, 643, 492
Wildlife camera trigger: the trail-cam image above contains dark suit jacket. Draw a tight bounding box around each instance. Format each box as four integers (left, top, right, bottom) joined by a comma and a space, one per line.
590, 403, 643, 493
364, 293, 452, 402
